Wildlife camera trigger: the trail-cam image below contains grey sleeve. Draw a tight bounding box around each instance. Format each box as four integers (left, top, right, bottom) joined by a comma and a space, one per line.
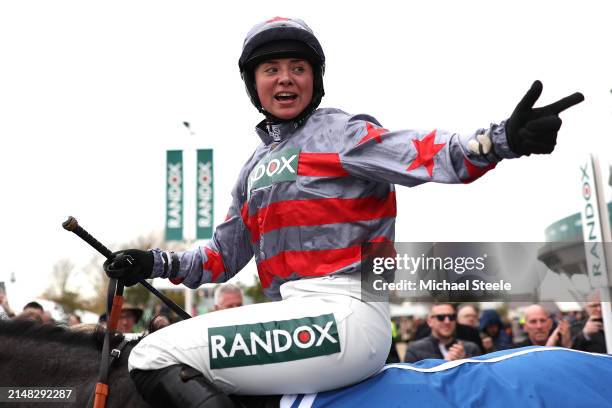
338, 114, 517, 186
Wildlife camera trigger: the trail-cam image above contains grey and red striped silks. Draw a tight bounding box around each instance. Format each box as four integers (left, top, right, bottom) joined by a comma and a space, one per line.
150, 108, 516, 299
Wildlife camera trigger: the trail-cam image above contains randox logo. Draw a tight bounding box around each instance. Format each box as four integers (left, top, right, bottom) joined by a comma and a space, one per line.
167, 162, 182, 229
580, 161, 603, 278
208, 313, 341, 369
197, 161, 213, 229
247, 147, 300, 196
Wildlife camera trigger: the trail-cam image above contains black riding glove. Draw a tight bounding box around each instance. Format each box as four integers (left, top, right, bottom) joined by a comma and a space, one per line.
103, 249, 154, 287
505, 80, 584, 156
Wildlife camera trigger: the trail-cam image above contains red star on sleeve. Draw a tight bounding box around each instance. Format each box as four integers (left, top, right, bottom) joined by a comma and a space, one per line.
357, 122, 389, 145
204, 247, 226, 282
406, 130, 446, 177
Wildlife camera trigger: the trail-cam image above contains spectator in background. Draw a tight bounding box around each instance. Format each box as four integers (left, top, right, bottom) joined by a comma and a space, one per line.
117, 304, 144, 334
98, 312, 108, 329
99, 304, 145, 333
414, 303, 484, 353
386, 319, 401, 364
404, 303, 480, 363
572, 291, 607, 353
23, 301, 44, 315
16, 301, 45, 323
481, 333, 495, 353
572, 310, 585, 324
514, 304, 571, 348
480, 309, 513, 350
457, 304, 479, 328
148, 314, 172, 333
42, 311, 55, 325
67, 313, 81, 326
213, 283, 243, 311
16, 310, 43, 323
0, 291, 16, 319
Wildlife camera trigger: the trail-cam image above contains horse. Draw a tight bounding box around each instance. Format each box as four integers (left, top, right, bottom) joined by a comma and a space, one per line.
0, 319, 148, 408
0, 319, 278, 408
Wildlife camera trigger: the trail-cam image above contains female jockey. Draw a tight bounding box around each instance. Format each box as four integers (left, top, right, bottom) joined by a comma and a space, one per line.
104, 17, 583, 408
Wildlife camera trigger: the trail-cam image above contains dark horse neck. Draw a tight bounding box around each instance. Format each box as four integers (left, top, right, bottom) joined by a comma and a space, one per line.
0, 319, 281, 408
0, 319, 150, 408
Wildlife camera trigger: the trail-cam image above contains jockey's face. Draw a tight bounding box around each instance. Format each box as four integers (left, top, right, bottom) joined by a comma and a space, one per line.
255, 58, 314, 120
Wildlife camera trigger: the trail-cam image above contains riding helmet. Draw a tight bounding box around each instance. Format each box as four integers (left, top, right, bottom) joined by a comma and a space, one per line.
238, 17, 326, 120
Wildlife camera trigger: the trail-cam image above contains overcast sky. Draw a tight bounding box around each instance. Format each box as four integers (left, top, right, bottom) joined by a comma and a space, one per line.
1, 1, 610, 308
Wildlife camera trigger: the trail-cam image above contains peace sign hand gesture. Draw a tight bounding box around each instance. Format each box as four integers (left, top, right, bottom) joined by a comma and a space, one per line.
505, 80, 584, 156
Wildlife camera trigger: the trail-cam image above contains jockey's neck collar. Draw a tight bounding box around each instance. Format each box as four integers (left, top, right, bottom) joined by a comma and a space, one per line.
255, 117, 304, 145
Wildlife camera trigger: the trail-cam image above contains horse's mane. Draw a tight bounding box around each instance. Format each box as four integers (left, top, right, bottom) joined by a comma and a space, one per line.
0, 318, 137, 349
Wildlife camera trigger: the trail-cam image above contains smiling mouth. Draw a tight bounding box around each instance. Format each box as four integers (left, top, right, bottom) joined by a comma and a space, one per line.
275, 92, 298, 102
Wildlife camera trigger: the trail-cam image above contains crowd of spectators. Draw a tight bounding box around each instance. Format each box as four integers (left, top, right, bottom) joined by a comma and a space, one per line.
1, 285, 608, 364
390, 292, 608, 363
0, 283, 244, 337
0, 292, 53, 324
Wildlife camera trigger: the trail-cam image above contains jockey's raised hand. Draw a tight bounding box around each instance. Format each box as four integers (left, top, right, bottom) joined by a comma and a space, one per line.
505, 80, 584, 156
103, 249, 153, 287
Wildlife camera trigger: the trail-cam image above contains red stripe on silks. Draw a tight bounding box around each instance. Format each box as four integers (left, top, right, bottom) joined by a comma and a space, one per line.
298, 153, 349, 177
363, 236, 397, 261
241, 202, 260, 242
170, 277, 184, 285
357, 122, 389, 145
257, 236, 394, 288
203, 247, 225, 282
462, 159, 496, 184
256, 192, 397, 238
257, 246, 362, 288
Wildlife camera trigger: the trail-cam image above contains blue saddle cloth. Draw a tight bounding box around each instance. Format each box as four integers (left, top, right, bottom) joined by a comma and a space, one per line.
280, 347, 612, 408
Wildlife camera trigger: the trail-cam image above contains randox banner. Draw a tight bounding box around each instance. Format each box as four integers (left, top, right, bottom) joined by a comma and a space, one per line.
579, 155, 611, 288
166, 150, 183, 241
196, 149, 214, 240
